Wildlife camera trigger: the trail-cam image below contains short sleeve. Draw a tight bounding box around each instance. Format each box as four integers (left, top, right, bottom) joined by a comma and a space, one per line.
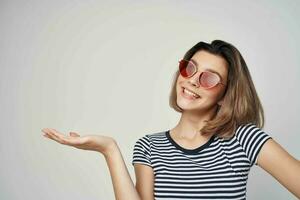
235, 123, 272, 167
132, 135, 152, 167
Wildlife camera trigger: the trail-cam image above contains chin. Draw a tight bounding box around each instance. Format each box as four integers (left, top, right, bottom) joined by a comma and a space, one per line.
177, 96, 216, 113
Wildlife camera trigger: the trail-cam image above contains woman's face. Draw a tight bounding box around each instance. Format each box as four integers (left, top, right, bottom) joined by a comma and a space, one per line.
176, 50, 228, 114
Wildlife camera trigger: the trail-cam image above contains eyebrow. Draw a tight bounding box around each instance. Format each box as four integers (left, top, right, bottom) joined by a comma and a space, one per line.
190, 58, 223, 79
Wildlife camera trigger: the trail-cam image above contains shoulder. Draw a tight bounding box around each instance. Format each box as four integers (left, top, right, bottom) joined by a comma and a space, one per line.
135, 130, 167, 142
234, 123, 272, 166
132, 130, 168, 167
234, 123, 270, 140
133, 130, 168, 147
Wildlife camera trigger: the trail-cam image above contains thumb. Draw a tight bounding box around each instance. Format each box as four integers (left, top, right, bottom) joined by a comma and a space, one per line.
69, 132, 80, 137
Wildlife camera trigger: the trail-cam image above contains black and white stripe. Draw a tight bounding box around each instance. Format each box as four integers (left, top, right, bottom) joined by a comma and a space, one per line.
132, 123, 272, 200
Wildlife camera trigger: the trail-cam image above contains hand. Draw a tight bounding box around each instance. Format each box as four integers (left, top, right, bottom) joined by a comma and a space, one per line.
42, 128, 117, 157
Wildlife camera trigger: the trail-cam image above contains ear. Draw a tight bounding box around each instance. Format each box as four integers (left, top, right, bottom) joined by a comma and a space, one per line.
217, 97, 224, 106
217, 88, 227, 106
217, 100, 223, 106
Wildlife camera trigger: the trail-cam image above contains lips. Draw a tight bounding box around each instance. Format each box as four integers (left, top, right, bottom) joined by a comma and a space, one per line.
181, 87, 200, 100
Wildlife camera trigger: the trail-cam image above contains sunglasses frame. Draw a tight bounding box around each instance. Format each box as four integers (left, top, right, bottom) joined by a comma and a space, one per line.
178, 59, 226, 89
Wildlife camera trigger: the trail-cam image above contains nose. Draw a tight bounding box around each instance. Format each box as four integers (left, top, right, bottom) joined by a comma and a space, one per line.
187, 72, 200, 87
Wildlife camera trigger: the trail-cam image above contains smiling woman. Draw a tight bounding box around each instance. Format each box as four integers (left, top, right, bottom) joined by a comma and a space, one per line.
43, 40, 300, 200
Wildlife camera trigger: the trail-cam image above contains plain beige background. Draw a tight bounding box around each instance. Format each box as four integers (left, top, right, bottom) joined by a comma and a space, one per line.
1, 0, 299, 199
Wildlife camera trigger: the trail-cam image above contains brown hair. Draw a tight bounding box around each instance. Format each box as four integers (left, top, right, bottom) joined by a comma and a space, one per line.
169, 40, 264, 139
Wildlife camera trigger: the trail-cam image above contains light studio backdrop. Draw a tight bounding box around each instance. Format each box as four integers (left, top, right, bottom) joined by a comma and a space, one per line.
1, 0, 299, 199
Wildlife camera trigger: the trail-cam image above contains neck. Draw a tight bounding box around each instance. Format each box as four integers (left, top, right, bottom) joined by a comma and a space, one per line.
171, 106, 218, 140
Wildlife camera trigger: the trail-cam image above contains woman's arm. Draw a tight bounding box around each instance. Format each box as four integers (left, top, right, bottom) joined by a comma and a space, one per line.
257, 138, 300, 198
42, 128, 141, 200
133, 163, 155, 200
105, 142, 141, 200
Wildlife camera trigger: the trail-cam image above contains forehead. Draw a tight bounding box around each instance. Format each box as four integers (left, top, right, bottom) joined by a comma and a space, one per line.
190, 50, 228, 79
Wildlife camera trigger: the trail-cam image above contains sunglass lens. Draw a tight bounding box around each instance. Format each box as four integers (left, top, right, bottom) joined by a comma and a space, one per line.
200, 71, 220, 88
179, 60, 195, 77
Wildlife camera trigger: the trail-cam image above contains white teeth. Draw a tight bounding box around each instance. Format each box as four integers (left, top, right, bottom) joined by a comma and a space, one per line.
184, 88, 200, 98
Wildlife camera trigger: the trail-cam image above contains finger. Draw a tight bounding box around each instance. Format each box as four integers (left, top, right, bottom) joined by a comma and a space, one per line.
49, 129, 85, 146
47, 132, 66, 144
42, 128, 84, 146
49, 128, 70, 140
42, 128, 49, 134
69, 132, 80, 137
43, 132, 50, 138
42, 129, 50, 139
49, 128, 64, 136
42, 128, 52, 137
44, 128, 68, 144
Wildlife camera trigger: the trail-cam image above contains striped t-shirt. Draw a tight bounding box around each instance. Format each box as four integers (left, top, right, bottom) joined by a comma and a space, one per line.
132, 123, 272, 200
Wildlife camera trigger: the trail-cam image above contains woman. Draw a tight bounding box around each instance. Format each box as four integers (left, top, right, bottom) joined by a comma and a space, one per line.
42, 40, 300, 200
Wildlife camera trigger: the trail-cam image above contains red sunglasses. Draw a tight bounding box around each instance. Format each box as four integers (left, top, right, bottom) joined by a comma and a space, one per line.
178, 59, 226, 89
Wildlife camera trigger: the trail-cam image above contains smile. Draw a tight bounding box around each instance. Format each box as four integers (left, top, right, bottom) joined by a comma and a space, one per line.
181, 87, 200, 100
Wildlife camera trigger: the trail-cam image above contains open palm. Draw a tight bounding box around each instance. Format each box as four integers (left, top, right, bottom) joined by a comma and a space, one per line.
42, 128, 116, 156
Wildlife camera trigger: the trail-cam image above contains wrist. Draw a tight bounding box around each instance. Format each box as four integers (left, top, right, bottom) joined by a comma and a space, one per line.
103, 139, 120, 159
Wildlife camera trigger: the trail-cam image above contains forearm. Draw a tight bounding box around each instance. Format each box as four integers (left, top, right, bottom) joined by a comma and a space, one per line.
104, 142, 141, 200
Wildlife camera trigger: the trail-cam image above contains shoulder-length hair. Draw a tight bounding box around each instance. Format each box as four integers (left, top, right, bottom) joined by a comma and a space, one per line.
169, 40, 264, 139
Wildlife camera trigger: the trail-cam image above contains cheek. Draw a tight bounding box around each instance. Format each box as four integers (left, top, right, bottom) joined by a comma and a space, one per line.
176, 77, 184, 89
177, 74, 184, 82
210, 88, 227, 102
202, 88, 224, 100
